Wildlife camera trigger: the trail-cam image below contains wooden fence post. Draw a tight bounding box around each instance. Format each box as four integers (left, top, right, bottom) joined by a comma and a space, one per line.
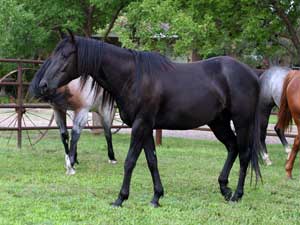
17, 63, 23, 148
155, 129, 162, 146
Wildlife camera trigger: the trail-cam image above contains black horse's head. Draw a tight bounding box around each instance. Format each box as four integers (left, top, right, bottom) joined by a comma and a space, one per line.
37, 30, 78, 95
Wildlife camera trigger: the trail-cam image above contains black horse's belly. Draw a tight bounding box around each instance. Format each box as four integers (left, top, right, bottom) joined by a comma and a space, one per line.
154, 93, 224, 129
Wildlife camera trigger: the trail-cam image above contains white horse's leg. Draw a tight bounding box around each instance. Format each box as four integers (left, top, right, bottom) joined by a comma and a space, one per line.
67, 108, 89, 175
65, 154, 76, 175
53, 108, 72, 172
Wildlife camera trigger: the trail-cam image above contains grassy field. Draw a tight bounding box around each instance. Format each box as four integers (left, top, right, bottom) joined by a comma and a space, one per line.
0, 131, 299, 225
269, 114, 278, 125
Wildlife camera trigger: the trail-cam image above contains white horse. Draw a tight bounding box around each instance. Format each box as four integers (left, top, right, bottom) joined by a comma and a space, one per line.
52, 77, 117, 175
30, 63, 117, 175
259, 67, 291, 165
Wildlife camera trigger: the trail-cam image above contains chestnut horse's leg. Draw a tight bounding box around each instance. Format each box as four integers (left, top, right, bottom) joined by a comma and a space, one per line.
112, 118, 150, 207
209, 115, 238, 201
285, 119, 300, 178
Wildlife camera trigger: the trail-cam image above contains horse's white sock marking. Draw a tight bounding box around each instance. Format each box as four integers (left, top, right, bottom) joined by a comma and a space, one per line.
65, 155, 76, 175
285, 146, 291, 154
262, 153, 272, 166
287, 151, 292, 160
108, 159, 117, 164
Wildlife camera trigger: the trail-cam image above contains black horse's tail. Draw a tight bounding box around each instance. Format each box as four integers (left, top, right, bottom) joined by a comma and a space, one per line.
250, 100, 263, 184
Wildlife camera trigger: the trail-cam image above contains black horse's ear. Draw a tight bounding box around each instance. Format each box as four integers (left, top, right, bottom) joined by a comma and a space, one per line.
58, 29, 66, 40
66, 28, 75, 44
52, 26, 66, 40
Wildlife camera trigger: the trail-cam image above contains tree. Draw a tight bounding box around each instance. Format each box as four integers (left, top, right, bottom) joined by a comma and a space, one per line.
113, 0, 300, 66
0, 0, 132, 59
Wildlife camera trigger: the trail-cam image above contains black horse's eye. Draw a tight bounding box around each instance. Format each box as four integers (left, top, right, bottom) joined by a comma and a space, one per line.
61, 50, 75, 59
61, 51, 68, 59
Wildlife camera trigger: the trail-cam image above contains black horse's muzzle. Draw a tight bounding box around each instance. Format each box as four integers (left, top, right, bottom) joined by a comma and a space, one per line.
39, 79, 49, 95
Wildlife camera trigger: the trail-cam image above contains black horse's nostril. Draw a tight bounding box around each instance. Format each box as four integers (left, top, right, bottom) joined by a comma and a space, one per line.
39, 80, 48, 93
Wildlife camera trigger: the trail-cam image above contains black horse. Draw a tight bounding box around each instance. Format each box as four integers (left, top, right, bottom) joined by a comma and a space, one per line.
34, 30, 262, 207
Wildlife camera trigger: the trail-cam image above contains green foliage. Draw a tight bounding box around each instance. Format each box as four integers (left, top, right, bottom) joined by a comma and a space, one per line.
114, 0, 300, 66
0, 132, 299, 224
0, 0, 131, 59
1, 0, 300, 67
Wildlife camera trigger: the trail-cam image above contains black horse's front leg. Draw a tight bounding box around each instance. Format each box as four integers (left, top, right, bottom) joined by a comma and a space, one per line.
143, 133, 164, 207
112, 118, 149, 207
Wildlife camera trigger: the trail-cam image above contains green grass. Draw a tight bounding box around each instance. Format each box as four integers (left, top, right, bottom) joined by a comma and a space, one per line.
0, 132, 299, 225
0, 96, 10, 104
269, 115, 278, 125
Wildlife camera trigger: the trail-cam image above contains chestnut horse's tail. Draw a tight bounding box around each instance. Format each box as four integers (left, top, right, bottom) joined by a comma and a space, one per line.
277, 73, 293, 131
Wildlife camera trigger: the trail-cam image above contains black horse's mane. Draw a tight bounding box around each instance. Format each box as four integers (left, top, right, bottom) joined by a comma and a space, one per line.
30, 36, 173, 111
75, 36, 174, 98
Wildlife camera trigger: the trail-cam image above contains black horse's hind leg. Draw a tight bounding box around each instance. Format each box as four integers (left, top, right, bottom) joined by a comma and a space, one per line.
274, 124, 291, 154
209, 116, 238, 201
143, 132, 164, 207
101, 114, 117, 163
112, 118, 149, 207
259, 104, 273, 165
230, 123, 252, 202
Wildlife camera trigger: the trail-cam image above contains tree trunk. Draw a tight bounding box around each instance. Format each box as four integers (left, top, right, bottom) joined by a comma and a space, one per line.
103, 4, 125, 42
83, 4, 95, 37
190, 49, 201, 62
270, 0, 300, 62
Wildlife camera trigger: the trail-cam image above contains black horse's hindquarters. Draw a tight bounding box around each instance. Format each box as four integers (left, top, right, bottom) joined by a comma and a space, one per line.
36, 35, 262, 207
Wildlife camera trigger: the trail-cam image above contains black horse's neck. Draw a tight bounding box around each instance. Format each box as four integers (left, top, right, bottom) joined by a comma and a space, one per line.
76, 37, 173, 125
101, 43, 136, 96
77, 39, 136, 124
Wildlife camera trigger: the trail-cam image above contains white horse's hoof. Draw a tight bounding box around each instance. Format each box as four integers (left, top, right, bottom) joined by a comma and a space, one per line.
66, 168, 76, 175
265, 159, 272, 166
262, 153, 272, 166
108, 160, 117, 164
65, 154, 76, 175
287, 151, 292, 160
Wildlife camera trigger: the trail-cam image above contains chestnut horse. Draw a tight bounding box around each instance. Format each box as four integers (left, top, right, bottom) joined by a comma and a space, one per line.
277, 70, 300, 178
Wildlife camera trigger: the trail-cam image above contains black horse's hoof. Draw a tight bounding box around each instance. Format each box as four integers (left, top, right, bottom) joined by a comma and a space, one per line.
111, 198, 123, 208
230, 192, 243, 202
150, 201, 161, 208
111, 203, 122, 208
224, 191, 233, 201
221, 187, 232, 201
